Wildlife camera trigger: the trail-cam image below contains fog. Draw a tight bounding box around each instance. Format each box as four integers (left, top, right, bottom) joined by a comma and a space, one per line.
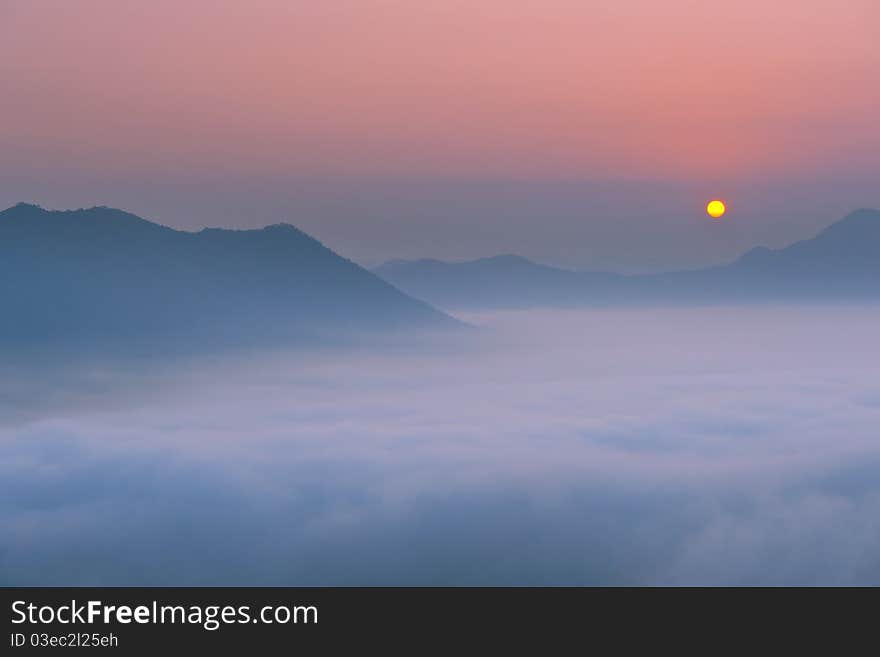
3, 305, 880, 585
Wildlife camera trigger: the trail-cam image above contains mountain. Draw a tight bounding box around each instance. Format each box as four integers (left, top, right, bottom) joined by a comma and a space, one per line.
374, 255, 625, 308
375, 209, 880, 309
0, 203, 456, 350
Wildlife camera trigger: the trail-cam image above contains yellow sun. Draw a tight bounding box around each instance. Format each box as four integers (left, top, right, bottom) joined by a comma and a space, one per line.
706, 200, 726, 218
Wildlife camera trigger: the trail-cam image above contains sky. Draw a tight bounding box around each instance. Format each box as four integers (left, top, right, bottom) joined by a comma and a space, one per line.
4, 306, 880, 585
1, 0, 878, 270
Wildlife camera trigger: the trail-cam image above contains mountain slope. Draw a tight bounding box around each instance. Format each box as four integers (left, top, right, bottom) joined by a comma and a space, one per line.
374, 255, 625, 308
0, 203, 456, 348
375, 209, 880, 309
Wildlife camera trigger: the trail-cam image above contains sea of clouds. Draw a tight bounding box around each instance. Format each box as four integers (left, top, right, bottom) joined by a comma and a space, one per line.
2, 305, 880, 585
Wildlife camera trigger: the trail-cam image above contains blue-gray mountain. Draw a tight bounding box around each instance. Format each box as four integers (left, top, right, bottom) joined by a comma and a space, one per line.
374, 209, 880, 309
0, 203, 455, 349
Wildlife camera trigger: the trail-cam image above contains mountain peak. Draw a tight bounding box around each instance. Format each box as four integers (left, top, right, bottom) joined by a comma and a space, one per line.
841, 207, 880, 220
1, 202, 47, 217
0, 203, 455, 346
825, 207, 880, 230
807, 207, 880, 245
0, 203, 172, 233
199, 222, 314, 239
263, 222, 303, 232
476, 254, 535, 266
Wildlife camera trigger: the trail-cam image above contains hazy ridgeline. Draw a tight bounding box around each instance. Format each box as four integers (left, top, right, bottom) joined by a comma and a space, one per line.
0, 203, 456, 354
3, 0, 878, 590
3, 305, 880, 585
375, 209, 880, 310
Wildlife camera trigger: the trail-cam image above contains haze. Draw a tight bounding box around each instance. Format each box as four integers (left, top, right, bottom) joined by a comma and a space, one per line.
2, 1, 878, 270
3, 306, 880, 585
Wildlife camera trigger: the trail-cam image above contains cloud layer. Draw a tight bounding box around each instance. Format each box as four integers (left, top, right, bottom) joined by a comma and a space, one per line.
3, 305, 880, 584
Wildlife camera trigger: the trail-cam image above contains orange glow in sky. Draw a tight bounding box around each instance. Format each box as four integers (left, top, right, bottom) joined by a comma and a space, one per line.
1, 0, 878, 183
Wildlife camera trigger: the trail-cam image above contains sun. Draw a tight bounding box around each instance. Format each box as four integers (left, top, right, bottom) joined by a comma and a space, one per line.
706, 200, 726, 218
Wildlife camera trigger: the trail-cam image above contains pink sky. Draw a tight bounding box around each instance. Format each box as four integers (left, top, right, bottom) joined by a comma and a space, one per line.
2, 0, 877, 181
1, 1, 878, 270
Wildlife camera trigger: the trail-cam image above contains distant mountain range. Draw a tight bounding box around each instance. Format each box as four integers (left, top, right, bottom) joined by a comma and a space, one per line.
4, 203, 876, 352
0, 203, 455, 350
375, 209, 880, 309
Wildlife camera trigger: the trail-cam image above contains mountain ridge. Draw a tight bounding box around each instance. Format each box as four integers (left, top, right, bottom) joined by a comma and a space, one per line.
0, 203, 458, 350
375, 209, 880, 309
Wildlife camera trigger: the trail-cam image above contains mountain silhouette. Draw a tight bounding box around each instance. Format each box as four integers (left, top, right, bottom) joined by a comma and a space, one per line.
0, 203, 456, 350
374, 255, 623, 308
375, 209, 880, 309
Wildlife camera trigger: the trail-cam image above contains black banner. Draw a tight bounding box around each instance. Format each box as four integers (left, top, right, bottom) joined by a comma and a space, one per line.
1, 587, 872, 652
